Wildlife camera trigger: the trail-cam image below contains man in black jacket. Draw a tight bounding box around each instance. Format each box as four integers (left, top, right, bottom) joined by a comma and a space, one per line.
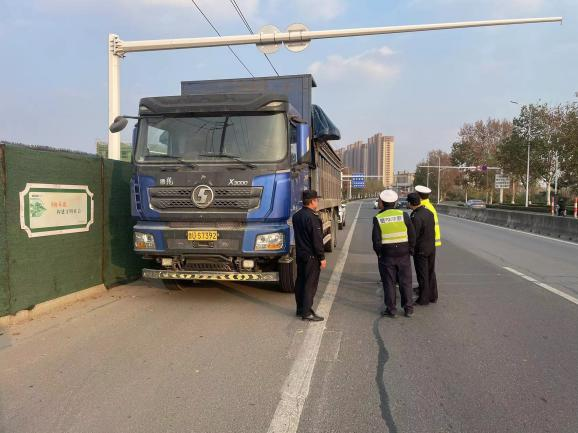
292, 190, 327, 322
408, 192, 437, 305
372, 190, 416, 318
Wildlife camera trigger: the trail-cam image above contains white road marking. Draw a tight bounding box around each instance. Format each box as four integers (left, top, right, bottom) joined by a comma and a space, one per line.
267, 202, 363, 433
441, 213, 578, 247
503, 267, 578, 306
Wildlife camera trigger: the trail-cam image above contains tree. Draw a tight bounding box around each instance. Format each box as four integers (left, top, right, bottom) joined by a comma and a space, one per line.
451, 118, 512, 202
414, 150, 457, 203
558, 103, 578, 194
498, 103, 567, 204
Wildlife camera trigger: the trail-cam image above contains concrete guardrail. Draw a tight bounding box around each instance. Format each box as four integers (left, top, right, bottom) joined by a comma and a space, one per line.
437, 204, 578, 242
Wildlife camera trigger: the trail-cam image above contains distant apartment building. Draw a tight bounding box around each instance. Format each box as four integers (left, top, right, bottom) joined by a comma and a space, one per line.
336, 133, 394, 187
96, 140, 133, 162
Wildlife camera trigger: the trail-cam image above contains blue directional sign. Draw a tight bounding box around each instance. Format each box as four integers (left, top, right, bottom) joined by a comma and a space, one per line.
352, 173, 365, 189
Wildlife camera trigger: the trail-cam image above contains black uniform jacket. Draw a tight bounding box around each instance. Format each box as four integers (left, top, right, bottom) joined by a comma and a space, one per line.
372, 208, 416, 257
292, 207, 326, 262
410, 205, 436, 256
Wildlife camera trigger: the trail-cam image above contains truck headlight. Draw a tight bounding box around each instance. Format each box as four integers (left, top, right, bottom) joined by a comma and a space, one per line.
255, 232, 284, 251
134, 232, 156, 249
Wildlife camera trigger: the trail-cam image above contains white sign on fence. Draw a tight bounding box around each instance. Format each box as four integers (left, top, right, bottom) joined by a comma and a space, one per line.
19, 183, 94, 238
495, 174, 510, 189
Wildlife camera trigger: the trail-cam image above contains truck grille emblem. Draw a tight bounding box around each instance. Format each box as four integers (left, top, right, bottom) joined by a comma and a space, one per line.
191, 185, 214, 208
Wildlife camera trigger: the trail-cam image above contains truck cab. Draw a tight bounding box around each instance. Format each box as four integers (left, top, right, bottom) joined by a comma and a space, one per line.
111, 75, 342, 292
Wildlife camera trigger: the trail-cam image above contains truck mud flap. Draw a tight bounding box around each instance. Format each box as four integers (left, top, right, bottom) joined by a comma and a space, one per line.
143, 269, 279, 282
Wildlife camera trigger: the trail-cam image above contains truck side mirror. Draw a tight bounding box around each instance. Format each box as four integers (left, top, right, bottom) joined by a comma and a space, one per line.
296, 123, 310, 164
109, 116, 128, 133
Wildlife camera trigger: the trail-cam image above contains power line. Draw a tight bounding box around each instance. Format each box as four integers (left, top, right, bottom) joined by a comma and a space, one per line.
228, 0, 280, 76
190, 0, 254, 78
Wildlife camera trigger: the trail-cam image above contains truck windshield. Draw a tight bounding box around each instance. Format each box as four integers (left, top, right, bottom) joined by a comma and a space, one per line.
135, 113, 287, 164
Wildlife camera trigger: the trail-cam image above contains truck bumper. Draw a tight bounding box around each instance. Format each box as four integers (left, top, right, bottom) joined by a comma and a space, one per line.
133, 221, 291, 256
143, 268, 279, 282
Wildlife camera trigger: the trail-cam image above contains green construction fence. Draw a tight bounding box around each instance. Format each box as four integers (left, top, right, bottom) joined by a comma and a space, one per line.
0, 143, 145, 316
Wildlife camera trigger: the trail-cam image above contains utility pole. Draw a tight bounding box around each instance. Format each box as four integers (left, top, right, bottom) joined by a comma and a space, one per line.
107, 17, 562, 159
437, 154, 441, 204
510, 100, 533, 207
526, 110, 532, 207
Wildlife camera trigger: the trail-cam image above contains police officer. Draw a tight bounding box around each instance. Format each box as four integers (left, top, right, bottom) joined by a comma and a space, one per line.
407, 192, 437, 305
415, 185, 441, 302
293, 190, 327, 322
415, 185, 442, 247
372, 190, 416, 318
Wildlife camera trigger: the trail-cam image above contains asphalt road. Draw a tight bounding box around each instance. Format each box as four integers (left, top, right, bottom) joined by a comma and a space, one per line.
1, 200, 577, 433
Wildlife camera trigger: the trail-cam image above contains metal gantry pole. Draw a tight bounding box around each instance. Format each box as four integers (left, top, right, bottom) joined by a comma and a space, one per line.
107, 16, 562, 159
108, 34, 122, 160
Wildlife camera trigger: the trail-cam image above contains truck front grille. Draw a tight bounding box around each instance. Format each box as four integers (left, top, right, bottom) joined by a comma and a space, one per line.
149, 186, 262, 211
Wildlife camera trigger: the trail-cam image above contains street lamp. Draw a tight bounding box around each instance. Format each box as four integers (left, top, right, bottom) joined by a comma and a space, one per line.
437, 154, 441, 204
510, 100, 531, 207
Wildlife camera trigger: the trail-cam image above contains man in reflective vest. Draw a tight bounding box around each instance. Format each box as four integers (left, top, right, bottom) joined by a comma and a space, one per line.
415, 185, 440, 302
415, 185, 441, 247
372, 190, 416, 318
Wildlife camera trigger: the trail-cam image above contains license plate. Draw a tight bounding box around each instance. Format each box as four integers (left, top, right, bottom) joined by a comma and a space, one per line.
187, 230, 218, 241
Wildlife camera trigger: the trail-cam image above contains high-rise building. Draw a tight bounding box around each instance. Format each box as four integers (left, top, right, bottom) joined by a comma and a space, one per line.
96, 140, 133, 162
336, 133, 394, 187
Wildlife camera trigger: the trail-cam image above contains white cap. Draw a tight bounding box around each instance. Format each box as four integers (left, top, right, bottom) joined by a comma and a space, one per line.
415, 185, 432, 194
379, 189, 398, 203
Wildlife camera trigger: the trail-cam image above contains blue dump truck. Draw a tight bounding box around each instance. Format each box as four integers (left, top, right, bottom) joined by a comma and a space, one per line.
110, 75, 342, 292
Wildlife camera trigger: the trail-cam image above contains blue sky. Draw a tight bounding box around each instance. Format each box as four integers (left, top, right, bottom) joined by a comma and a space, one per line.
1, 0, 576, 171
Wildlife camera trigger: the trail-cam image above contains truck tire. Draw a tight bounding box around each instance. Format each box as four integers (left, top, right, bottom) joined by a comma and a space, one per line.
332, 214, 338, 248
278, 250, 297, 293
324, 233, 333, 252
324, 213, 337, 252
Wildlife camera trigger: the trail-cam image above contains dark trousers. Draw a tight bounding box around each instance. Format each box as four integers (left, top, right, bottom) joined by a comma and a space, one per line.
414, 250, 438, 304
378, 254, 413, 313
294, 257, 321, 316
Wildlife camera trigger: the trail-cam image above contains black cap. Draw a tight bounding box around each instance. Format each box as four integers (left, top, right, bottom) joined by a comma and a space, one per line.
302, 190, 321, 201
407, 192, 421, 206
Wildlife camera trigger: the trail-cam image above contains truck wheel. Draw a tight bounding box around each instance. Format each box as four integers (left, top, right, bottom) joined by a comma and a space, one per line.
324, 233, 333, 252
324, 213, 337, 252
278, 251, 296, 293
332, 214, 338, 248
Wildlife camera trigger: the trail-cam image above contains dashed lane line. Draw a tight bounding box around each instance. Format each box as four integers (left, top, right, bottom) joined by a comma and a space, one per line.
503, 266, 578, 306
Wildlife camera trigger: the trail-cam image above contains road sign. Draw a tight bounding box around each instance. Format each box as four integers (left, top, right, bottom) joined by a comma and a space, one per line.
352, 173, 365, 189
495, 174, 510, 189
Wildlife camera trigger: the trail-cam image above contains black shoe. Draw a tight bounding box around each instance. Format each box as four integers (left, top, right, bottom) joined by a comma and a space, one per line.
302, 313, 324, 322
381, 309, 396, 318
296, 310, 303, 317
404, 309, 413, 318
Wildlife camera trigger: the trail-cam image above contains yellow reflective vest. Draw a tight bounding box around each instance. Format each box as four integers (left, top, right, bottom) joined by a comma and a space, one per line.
421, 198, 442, 247
376, 209, 409, 244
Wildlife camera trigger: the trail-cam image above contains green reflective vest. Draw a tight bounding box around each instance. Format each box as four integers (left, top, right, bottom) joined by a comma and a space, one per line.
376, 209, 408, 244
421, 198, 442, 247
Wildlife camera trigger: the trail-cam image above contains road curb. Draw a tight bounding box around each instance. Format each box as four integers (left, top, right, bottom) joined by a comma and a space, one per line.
0, 284, 108, 327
